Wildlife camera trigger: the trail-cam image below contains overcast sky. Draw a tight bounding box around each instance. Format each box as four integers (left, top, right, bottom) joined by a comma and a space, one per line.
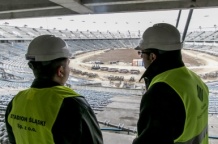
0, 7, 218, 32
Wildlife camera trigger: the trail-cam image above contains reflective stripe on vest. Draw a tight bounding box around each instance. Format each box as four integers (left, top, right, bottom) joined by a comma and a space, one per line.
149, 66, 209, 144
8, 86, 80, 144
175, 125, 208, 144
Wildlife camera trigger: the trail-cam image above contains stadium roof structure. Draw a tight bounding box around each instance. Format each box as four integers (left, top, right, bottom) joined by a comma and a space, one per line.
1, 0, 218, 20
0, 25, 141, 40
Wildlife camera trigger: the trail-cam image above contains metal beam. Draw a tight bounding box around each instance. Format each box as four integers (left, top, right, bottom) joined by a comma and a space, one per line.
83, 0, 218, 13
50, 0, 93, 14
82, 0, 218, 7
1, 0, 218, 19
85, 1, 192, 13
0, 0, 57, 11
0, 6, 62, 14
83, 0, 185, 6
182, 9, 194, 42
0, 8, 77, 19
176, 10, 182, 28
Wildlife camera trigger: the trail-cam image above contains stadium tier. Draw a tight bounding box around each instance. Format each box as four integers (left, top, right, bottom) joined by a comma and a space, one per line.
0, 25, 218, 143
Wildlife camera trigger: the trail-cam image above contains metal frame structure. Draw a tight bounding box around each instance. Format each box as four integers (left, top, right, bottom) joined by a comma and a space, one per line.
0, 0, 218, 20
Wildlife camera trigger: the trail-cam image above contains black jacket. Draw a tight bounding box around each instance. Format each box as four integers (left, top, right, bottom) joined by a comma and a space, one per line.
5, 78, 103, 144
133, 51, 186, 144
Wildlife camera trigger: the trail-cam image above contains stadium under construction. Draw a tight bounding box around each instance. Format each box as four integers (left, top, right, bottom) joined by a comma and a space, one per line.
1, 1, 218, 143
0, 24, 217, 143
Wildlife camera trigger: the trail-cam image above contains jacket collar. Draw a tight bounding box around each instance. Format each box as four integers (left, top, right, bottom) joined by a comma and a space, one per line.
31, 78, 61, 88
140, 50, 185, 89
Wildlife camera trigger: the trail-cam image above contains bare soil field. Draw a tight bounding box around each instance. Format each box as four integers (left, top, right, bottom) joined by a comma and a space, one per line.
83, 48, 204, 66
71, 49, 218, 83
83, 49, 139, 64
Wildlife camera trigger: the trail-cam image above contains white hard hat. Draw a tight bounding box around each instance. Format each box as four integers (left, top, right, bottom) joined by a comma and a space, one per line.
26, 35, 71, 61
135, 23, 183, 51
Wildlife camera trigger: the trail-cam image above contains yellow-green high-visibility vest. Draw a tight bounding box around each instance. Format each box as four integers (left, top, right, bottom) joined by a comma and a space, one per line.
8, 86, 80, 144
149, 66, 209, 144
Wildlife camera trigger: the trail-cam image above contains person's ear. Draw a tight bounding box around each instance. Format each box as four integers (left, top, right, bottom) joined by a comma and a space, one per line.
57, 65, 64, 78
150, 53, 157, 62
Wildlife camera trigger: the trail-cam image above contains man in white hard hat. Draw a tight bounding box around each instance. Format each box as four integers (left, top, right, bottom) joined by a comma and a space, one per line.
5, 35, 103, 144
133, 23, 209, 144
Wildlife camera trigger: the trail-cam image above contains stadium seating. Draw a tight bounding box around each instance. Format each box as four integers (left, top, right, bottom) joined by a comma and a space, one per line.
0, 25, 217, 143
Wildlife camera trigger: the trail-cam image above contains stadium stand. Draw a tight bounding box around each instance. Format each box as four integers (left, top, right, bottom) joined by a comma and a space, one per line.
0, 25, 217, 143
184, 29, 218, 57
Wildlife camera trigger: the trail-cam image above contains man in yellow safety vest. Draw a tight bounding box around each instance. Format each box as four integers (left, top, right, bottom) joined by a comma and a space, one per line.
133, 23, 209, 144
5, 35, 103, 144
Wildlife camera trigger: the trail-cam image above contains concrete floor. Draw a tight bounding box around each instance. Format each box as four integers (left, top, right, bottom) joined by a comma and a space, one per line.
96, 95, 141, 144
